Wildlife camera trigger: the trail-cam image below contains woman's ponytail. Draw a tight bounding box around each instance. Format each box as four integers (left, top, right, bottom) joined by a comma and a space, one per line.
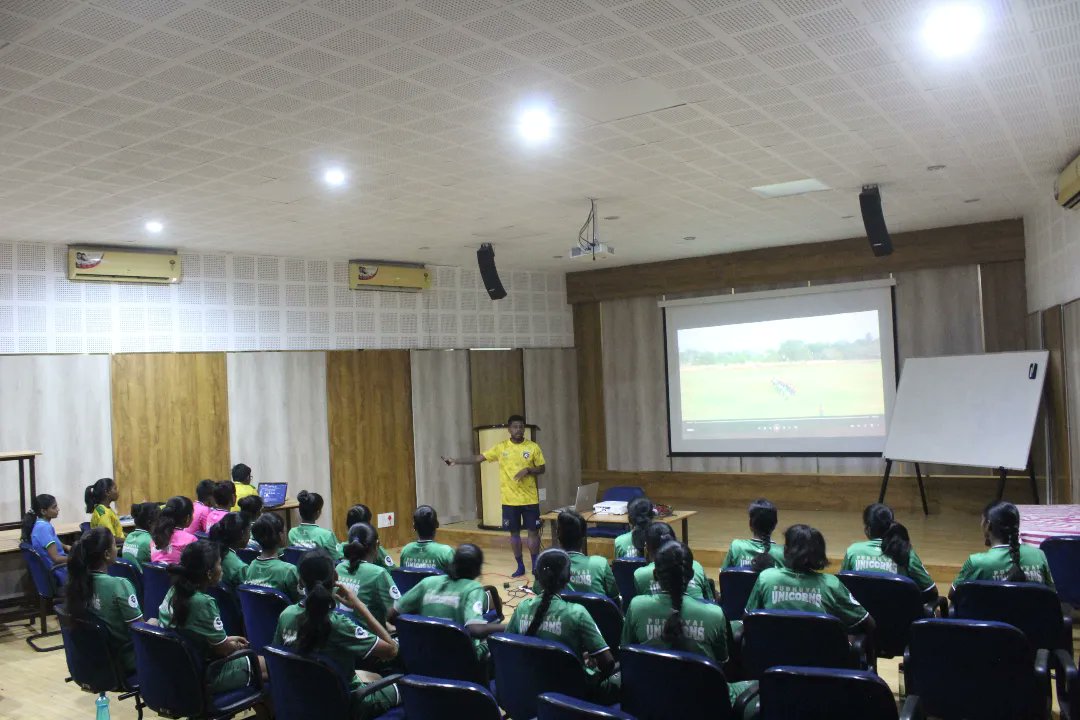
66, 528, 112, 618
526, 550, 570, 636
344, 522, 378, 574
985, 502, 1026, 582
628, 497, 654, 557
166, 540, 217, 627
655, 542, 691, 648
296, 551, 336, 654
880, 522, 912, 572
750, 534, 777, 572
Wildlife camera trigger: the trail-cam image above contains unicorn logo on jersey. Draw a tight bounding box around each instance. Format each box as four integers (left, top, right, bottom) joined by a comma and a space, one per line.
423, 592, 461, 609
517, 613, 562, 635
770, 587, 823, 606
213, 616, 224, 631
389, 585, 401, 600
991, 566, 1045, 582
92, 595, 102, 611
570, 571, 593, 587
128, 594, 139, 609
354, 626, 369, 639
644, 617, 706, 641
853, 556, 898, 573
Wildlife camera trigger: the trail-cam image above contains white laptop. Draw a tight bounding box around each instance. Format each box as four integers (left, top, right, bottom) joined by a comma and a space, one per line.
555, 483, 599, 514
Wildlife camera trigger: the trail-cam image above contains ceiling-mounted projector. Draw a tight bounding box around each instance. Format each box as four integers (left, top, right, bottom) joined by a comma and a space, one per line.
569, 243, 614, 260
571, 198, 614, 261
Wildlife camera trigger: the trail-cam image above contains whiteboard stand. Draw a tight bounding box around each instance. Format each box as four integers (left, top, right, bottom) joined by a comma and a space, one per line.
878, 459, 929, 516
994, 455, 1039, 505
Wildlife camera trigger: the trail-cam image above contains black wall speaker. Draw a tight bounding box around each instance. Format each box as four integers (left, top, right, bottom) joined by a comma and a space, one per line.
859, 185, 893, 257
476, 243, 507, 300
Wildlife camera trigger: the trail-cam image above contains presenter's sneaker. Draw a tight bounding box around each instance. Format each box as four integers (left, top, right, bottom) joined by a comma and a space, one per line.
511, 558, 527, 578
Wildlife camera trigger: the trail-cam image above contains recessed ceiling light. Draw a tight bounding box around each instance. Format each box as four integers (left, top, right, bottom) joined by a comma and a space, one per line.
517, 106, 553, 143
750, 178, 830, 199
144, 220, 163, 234
323, 167, 347, 187
682, 236, 696, 242
922, 3, 984, 58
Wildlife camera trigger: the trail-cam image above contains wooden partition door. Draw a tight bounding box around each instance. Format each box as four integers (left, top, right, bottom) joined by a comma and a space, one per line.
468, 349, 525, 517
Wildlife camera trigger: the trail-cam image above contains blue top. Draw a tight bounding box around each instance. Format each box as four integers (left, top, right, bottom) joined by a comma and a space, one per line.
31, 518, 65, 559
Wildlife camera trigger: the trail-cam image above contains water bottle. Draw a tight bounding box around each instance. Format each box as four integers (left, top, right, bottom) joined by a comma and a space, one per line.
95, 692, 110, 720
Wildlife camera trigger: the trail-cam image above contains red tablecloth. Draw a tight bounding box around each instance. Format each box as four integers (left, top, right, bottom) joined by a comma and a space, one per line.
1017, 504, 1080, 546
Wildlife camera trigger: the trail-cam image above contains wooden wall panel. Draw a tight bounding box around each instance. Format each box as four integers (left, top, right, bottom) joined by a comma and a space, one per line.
1027, 312, 1050, 497
573, 302, 606, 470
1043, 306, 1071, 504
1062, 301, 1080, 504
524, 348, 581, 512
980, 261, 1028, 352
326, 351, 416, 548
111, 353, 230, 510
566, 220, 1024, 303
468, 349, 525, 517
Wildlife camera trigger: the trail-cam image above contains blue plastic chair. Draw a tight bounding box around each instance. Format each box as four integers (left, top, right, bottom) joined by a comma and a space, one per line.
621, 644, 755, 720
281, 545, 308, 566
108, 557, 144, 607
395, 613, 488, 684
904, 618, 1051, 720
237, 584, 291, 653
560, 591, 624, 651
236, 547, 258, 564
264, 645, 402, 720
389, 567, 441, 596
207, 583, 245, 637
741, 610, 866, 679
130, 621, 265, 719
538, 692, 634, 719
587, 486, 644, 538
839, 571, 933, 666
489, 633, 593, 720
140, 562, 170, 621
1040, 536, 1080, 608
719, 568, 760, 622
759, 665, 923, 720
400, 675, 500, 720
19, 542, 63, 651
56, 605, 144, 719
612, 559, 645, 611
79, 521, 91, 535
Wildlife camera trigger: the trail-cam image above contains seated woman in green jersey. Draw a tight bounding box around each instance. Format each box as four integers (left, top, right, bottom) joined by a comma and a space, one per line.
507, 549, 618, 699
245, 513, 301, 602
951, 501, 1055, 596
634, 523, 714, 601
158, 541, 268, 694
534, 511, 619, 602
338, 522, 401, 629
66, 527, 143, 675
121, 502, 159, 570
274, 550, 401, 719
614, 497, 654, 559
623, 542, 757, 709
841, 504, 936, 594
388, 543, 506, 661
208, 512, 251, 591
745, 524, 875, 635
399, 505, 454, 573
722, 498, 786, 572
340, 504, 395, 569
288, 491, 341, 560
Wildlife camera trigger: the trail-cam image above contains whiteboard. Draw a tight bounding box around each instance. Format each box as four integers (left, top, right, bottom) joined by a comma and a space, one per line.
883, 351, 1048, 470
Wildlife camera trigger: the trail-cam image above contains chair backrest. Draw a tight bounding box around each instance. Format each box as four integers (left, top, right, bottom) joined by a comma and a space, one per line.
560, 591, 624, 651
400, 675, 501, 720
236, 547, 259, 564
538, 692, 635, 720
620, 644, 734, 720
759, 666, 899, 720
206, 583, 245, 637
79, 522, 90, 535
906, 618, 1045, 720
838, 571, 925, 657
56, 605, 124, 694
612, 559, 645, 611
129, 621, 207, 718
108, 558, 144, 606
237, 583, 291, 652
140, 562, 171, 621
19, 543, 57, 600
264, 645, 352, 718
718, 568, 760, 622
1039, 536, 1080, 607
390, 567, 441, 596
281, 545, 308, 566
395, 613, 486, 683
601, 486, 645, 503
488, 633, 590, 720
951, 580, 1068, 651
741, 610, 857, 678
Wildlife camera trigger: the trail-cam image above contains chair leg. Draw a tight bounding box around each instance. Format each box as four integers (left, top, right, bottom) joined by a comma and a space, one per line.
25, 597, 63, 652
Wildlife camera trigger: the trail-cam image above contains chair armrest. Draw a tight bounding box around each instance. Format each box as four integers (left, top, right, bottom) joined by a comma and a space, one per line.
900, 694, 924, 720
1053, 648, 1078, 710
353, 673, 404, 701
849, 634, 870, 670
731, 680, 760, 718
207, 648, 264, 692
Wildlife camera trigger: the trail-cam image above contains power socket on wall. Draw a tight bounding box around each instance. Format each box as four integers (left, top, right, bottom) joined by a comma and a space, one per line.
538, 488, 547, 502
377, 512, 395, 528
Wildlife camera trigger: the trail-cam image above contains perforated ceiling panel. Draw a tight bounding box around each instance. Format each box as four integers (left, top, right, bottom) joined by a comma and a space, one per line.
0, 0, 1076, 273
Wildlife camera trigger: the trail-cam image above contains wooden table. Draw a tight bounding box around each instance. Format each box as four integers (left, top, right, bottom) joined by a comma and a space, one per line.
0, 451, 41, 531
540, 509, 697, 553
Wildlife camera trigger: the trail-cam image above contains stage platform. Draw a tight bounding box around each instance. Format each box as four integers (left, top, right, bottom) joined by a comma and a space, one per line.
440, 504, 987, 583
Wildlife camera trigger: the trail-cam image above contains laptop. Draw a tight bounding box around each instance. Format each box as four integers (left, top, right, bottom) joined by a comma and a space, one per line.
257, 482, 288, 508
555, 482, 599, 514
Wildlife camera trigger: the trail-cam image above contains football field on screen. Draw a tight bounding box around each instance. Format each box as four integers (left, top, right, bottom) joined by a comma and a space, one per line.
680, 359, 884, 421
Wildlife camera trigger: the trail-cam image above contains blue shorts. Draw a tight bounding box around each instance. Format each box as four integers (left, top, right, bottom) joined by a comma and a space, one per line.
502, 504, 541, 533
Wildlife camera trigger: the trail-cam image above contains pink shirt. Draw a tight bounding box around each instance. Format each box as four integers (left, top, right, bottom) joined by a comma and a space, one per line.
186, 502, 210, 534
150, 529, 198, 565
202, 508, 228, 533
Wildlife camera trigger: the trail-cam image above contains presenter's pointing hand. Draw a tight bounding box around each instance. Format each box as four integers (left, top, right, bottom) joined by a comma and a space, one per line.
442, 456, 456, 467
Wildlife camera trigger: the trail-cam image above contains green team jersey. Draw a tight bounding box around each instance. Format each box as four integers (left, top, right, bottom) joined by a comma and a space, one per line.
89, 572, 142, 674
745, 567, 868, 630
121, 529, 153, 570
335, 560, 401, 627
507, 595, 610, 658
288, 523, 341, 560
534, 552, 619, 601
244, 556, 301, 602
337, 542, 395, 569
399, 540, 455, 573
722, 538, 786, 570
953, 544, 1055, 589
159, 587, 251, 693
634, 560, 713, 601
841, 539, 934, 590
614, 531, 642, 559
220, 548, 248, 590
395, 575, 490, 659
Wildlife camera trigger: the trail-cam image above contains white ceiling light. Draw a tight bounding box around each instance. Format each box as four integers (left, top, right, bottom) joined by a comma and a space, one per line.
922, 3, 984, 58
750, 178, 831, 199
323, 168, 347, 187
144, 220, 164, 233
517, 106, 553, 143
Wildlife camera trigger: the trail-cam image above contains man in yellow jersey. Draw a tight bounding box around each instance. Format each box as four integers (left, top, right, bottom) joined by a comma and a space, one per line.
443, 414, 546, 577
